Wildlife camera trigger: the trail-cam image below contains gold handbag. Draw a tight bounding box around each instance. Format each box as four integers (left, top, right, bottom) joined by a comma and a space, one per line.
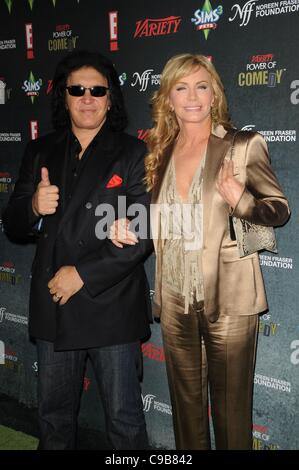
229, 131, 277, 258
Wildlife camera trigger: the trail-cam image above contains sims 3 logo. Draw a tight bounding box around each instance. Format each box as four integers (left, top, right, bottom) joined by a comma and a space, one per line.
119, 72, 127, 86
191, 1, 223, 39
22, 71, 43, 103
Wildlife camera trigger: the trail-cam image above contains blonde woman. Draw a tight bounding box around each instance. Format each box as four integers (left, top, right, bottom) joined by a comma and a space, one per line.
111, 54, 290, 449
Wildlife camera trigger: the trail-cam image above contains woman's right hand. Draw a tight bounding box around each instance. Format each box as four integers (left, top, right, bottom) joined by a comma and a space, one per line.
109, 218, 138, 248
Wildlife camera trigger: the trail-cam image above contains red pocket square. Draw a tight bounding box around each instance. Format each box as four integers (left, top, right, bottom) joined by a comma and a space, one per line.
106, 174, 123, 188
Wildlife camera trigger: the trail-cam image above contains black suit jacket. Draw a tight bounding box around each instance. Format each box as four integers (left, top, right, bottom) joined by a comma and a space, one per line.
3, 123, 153, 350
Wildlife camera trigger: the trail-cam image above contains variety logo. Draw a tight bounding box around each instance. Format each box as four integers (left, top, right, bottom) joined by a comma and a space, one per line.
0, 307, 28, 326
254, 373, 291, 392
290, 80, 299, 105
0, 172, 14, 193
25, 23, 34, 59
238, 54, 286, 87
0, 261, 21, 285
22, 71, 42, 103
0, 38, 16, 50
30, 120, 38, 140
137, 129, 150, 142
109, 11, 119, 51
134, 15, 181, 38
142, 343, 165, 362
131, 69, 161, 92
229, 0, 299, 26
48, 24, 79, 52
252, 424, 280, 450
260, 255, 293, 269
191, 1, 223, 39
290, 339, 299, 365
142, 394, 172, 415
1, 346, 22, 373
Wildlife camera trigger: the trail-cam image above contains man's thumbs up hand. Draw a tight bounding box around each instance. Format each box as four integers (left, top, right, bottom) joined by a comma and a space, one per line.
40, 167, 51, 187
32, 167, 59, 216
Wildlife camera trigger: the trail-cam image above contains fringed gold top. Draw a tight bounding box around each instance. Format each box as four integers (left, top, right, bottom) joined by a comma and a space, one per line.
160, 155, 205, 314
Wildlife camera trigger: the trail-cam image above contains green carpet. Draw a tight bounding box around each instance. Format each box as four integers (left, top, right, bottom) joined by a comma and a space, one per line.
0, 424, 38, 450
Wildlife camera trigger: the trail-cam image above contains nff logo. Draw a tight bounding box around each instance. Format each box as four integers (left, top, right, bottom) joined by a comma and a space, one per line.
131, 69, 160, 92
142, 394, 155, 412
229, 0, 256, 27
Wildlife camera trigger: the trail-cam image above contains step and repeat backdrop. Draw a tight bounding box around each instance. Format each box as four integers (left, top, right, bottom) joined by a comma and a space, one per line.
0, 0, 298, 450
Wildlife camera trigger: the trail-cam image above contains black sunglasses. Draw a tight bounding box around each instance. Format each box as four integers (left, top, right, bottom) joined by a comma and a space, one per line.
66, 85, 109, 97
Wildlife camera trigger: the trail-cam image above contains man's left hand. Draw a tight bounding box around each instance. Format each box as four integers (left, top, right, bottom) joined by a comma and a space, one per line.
48, 266, 84, 305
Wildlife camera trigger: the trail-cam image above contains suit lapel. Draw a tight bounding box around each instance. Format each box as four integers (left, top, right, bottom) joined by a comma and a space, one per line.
151, 142, 174, 204
202, 131, 233, 242
56, 125, 118, 235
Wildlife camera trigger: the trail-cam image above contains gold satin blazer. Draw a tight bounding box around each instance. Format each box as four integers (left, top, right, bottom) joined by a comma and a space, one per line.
151, 125, 290, 322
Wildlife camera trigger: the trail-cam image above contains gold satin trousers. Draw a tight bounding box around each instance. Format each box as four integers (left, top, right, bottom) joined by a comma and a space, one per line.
161, 285, 258, 450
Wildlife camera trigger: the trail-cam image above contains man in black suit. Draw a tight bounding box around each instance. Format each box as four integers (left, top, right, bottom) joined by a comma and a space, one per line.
3, 50, 152, 450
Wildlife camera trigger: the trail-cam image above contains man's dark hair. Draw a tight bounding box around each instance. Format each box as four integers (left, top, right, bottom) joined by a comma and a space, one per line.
51, 50, 127, 131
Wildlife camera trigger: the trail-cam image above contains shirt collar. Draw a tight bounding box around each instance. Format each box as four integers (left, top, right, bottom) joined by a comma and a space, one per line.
211, 123, 228, 139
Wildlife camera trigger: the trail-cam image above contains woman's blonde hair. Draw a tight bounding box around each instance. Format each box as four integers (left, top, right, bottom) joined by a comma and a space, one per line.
145, 53, 232, 190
